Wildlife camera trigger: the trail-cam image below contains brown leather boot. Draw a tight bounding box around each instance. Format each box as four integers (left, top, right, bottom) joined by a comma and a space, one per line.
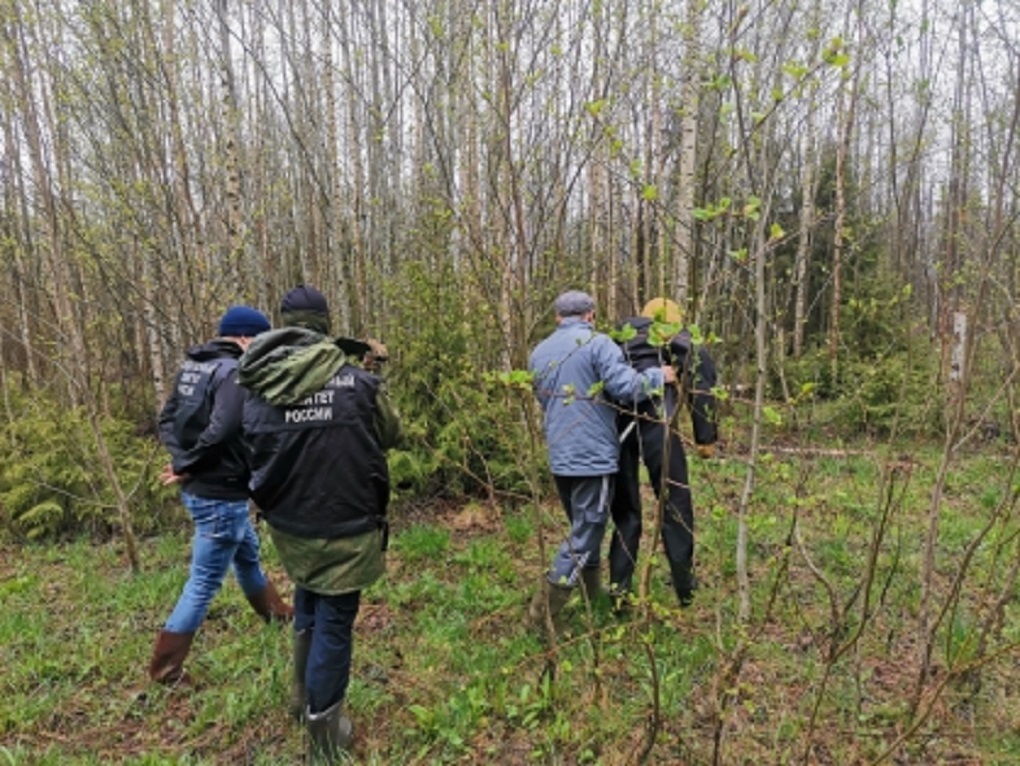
148, 630, 195, 684
246, 580, 295, 623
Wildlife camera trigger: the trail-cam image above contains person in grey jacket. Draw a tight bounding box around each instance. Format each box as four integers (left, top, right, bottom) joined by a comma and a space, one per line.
527, 290, 675, 635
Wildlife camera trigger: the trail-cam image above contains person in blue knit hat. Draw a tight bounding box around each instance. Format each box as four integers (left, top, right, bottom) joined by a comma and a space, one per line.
148, 304, 293, 685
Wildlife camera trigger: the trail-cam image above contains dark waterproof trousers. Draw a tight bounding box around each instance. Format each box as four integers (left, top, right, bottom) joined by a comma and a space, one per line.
609, 388, 696, 603
294, 586, 362, 714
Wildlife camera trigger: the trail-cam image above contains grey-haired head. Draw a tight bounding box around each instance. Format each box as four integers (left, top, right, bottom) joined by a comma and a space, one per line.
554, 290, 596, 318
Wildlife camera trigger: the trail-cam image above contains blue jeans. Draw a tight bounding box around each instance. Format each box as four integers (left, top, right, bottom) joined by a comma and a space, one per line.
164, 493, 268, 633
295, 586, 361, 713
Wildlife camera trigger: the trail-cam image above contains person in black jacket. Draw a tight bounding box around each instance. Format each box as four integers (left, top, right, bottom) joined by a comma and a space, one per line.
149, 305, 293, 685
609, 297, 718, 608
238, 286, 401, 762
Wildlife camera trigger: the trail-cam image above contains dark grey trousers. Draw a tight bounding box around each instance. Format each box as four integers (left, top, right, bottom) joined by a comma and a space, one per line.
547, 474, 614, 586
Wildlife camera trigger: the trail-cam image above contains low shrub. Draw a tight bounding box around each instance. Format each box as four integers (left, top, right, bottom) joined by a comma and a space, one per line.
0, 385, 174, 542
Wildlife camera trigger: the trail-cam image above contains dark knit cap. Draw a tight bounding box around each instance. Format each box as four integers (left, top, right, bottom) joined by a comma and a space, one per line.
280, 285, 331, 334
281, 285, 329, 315
218, 305, 271, 337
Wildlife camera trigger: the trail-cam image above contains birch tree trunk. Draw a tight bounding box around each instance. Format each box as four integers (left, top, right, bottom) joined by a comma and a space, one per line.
793, 113, 817, 358
829, 84, 854, 382
322, 4, 351, 333
340, 8, 367, 327
217, 0, 245, 294
674, 0, 703, 309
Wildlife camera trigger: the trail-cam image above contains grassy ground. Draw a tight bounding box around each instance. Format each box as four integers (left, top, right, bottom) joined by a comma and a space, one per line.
3, 438, 1020, 764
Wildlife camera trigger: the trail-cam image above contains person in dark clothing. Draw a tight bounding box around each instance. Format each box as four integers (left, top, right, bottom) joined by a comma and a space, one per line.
609, 297, 718, 608
238, 285, 401, 762
149, 305, 293, 685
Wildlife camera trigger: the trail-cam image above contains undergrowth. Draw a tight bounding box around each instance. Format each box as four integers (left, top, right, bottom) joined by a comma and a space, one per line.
3, 434, 1020, 764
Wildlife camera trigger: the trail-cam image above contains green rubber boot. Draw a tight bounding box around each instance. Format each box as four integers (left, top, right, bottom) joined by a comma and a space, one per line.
580, 567, 604, 603
306, 699, 353, 762
527, 580, 573, 637
290, 629, 312, 721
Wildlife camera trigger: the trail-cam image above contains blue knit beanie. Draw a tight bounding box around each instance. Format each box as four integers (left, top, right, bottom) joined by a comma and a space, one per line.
218, 305, 271, 337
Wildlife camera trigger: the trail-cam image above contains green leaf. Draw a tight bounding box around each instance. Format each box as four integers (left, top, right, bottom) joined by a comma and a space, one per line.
743, 196, 761, 220
783, 61, 809, 79
648, 322, 679, 347
492, 369, 535, 389
610, 323, 638, 342
408, 704, 434, 726
708, 74, 733, 91
823, 37, 850, 67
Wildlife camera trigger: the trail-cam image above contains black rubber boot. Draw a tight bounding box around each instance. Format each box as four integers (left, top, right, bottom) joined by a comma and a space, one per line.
676, 572, 699, 608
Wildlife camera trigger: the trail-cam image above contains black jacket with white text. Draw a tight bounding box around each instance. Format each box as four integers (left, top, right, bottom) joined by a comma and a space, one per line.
158, 339, 250, 500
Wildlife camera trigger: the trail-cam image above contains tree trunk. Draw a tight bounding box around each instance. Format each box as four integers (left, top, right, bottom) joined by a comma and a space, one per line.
792, 34, 820, 360
674, 0, 702, 310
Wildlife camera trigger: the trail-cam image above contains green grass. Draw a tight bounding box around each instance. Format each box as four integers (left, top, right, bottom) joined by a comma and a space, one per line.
3, 438, 1020, 763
